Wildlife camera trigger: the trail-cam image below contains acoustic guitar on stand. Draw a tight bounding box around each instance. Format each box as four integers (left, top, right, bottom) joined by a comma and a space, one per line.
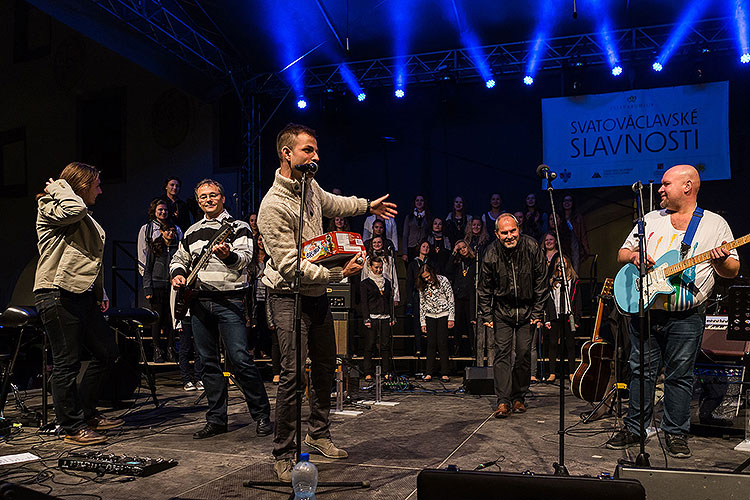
571, 278, 614, 402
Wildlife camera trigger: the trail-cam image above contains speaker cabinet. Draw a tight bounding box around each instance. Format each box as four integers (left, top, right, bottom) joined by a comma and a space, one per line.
332, 311, 348, 357
417, 469, 645, 500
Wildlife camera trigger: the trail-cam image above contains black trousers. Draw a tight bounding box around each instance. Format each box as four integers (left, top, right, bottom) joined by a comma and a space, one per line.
177, 320, 202, 384
148, 288, 174, 355
34, 289, 119, 434
425, 316, 450, 375
454, 296, 474, 356
493, 319, 533, 406
547, 319, 577, 376
270, 294, 337, 460
363, 318, 392, 375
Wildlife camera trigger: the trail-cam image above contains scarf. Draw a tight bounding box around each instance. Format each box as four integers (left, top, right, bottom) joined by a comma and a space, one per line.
372, 273, 385, 292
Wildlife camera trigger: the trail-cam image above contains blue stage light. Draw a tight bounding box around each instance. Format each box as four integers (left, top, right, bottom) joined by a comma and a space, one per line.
523, 75, 534, 85
612, 65, 623, 76
357, 92, 367, 102
485, 79, 496, 89
395, 88, 405, 98
296, 97, 307, 109
742, 53, 750, 64
655, 0, 706, 74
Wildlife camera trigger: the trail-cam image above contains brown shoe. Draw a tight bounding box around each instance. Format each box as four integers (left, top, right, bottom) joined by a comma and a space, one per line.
87, 415, 124, 431
493, 403, 511, 418
64, 427, 107, 445
512, 401, 527, 413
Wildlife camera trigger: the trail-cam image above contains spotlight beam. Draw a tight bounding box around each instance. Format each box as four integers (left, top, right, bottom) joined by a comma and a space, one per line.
314, 0, 346, 52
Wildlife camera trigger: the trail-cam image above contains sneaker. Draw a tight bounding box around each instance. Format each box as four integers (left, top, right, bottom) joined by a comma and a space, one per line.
184, 382, 197, 391
196, 380, 204, 390
606, 428, 641, 450
304, 434, 348, 459
86, 415, 124, 431
274, 458, 295, 482
64, 427, 107, 445
665, 433, 691, 458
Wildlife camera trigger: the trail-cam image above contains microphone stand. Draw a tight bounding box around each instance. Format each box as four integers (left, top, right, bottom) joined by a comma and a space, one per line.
244, 171, 368, 497
632, 182, 651, 467
545, 173, 575, 476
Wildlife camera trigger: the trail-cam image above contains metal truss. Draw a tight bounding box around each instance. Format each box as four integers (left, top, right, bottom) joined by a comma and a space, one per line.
90, 0, 242, 79
248, 17, 736, 97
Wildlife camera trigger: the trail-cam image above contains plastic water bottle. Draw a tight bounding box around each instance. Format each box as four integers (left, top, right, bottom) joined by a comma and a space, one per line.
292, 452, 318, 499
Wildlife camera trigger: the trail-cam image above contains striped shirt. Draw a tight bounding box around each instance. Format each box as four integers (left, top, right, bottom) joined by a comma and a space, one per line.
170, 210, 252, 292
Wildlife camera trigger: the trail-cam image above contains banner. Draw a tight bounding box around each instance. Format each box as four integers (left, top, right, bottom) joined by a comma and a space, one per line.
541, 82, 730, 189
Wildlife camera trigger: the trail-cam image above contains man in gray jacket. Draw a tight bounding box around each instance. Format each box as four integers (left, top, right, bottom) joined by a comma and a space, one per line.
259, 123, 397, 481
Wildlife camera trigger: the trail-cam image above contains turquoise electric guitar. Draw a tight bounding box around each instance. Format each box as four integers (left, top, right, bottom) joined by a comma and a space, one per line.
614, 234, 749, 314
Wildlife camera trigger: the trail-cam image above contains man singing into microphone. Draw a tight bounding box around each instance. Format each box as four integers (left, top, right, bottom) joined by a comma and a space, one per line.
258, 123, 397, 481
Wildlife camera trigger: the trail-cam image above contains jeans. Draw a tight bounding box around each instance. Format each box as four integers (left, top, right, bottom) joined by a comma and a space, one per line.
191, 296, 270, 426
177, 320, 202, 384
425, 316, 450, 375
34, 289, 119, 434
148, 288, 174, 356
270, 293, 336, 460
493, 319, 533, 406
624, 307, 704, 436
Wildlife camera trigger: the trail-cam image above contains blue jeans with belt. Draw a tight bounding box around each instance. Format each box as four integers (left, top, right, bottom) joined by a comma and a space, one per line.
34, 289, 119, 435
624, 306, 705, 436
191, 295, 270, 426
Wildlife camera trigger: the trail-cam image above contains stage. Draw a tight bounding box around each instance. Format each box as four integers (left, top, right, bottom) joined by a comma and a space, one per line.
1, 372, 747, 499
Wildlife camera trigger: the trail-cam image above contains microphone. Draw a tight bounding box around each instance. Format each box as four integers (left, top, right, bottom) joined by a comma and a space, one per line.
632, 180, 643, 193
536, 164, 557, 181
294, 161, 318, 175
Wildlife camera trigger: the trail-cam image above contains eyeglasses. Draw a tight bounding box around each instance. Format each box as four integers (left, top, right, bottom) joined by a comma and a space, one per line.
198, 192, 221, 201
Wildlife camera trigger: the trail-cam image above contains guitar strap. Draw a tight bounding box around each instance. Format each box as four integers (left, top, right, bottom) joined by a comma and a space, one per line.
680, 207, 703, 259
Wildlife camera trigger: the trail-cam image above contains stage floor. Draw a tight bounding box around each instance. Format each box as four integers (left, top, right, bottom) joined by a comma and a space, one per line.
1, 372, 747, 499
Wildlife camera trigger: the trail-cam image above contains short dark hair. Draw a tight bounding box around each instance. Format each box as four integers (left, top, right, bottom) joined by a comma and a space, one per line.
194, 178, 224, 197
276, 123, 316, 161
369, 256, 383, 266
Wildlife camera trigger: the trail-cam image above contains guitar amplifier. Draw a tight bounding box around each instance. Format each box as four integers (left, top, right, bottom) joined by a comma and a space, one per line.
327, 283, 351, 310
702, 315, 750, 358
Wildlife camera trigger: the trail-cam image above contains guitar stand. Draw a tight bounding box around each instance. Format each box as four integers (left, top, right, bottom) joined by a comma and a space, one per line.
581, 382, 627, 423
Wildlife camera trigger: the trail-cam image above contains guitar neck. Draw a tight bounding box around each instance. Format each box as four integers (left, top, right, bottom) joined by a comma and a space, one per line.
664, 233, 749, 277
591, 300, 605, 343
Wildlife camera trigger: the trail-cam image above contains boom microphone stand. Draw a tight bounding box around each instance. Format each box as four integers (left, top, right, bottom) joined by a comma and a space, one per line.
539, 164, 575, 476
631, 181, 651, 467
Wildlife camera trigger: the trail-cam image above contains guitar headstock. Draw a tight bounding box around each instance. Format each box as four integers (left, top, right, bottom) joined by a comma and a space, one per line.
600, 277, 614, 298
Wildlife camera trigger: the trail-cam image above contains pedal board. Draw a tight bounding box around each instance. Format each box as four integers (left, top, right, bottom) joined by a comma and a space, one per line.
58, 451, 178, 477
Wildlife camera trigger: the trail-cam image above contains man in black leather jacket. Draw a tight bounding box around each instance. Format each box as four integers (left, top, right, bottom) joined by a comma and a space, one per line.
478, 213, 548, 418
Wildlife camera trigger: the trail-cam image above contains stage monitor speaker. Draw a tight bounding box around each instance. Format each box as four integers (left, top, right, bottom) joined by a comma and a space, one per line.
616, 465, 750, 500
332, 311, 348, 357
417, 469, 645, 500
462, 366, 494, 395
0, 480, 60, 499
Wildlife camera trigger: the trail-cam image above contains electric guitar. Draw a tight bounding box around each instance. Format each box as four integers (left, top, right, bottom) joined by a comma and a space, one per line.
174, 223, 234, 320
613, 235, 749, 314
571, 278, 614, 402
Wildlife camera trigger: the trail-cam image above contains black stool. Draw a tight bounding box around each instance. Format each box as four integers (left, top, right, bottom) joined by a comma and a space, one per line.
0, 306, 49, 426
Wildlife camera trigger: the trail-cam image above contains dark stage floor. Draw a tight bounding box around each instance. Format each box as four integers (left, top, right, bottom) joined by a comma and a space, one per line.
1, 371, 747, 499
